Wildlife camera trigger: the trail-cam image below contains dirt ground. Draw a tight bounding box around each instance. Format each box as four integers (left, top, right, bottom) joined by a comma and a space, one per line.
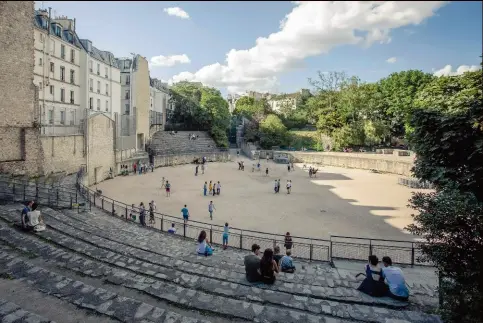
95, 155, 425, 241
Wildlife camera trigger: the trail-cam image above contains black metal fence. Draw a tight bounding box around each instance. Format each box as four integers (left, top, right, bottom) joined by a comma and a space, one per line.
0, 178, 431, 266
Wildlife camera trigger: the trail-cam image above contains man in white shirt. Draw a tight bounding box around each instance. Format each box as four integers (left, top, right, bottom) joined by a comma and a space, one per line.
27, 203, 46, 232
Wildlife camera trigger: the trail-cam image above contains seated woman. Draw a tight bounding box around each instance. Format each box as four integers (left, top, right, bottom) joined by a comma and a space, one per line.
27, 203, 46, 232
196, 230, 214, 256
357, 255, 388, 297
259, 248, 279, 285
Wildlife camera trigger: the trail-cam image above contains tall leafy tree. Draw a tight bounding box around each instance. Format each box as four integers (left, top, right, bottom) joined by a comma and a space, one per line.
406, 70, 483, 323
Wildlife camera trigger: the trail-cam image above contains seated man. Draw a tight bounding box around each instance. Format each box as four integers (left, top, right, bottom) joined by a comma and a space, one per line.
244, 244, 262, 283
280, 250, 296, 273
381, 256, 410, 301
21, 200, 34, 230
167, 223, 176, 234
26, 203, 46, 232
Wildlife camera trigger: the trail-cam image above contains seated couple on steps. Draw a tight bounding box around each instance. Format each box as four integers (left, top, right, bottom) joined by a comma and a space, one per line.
20, 201, 46, 232
357, 255, 410, 302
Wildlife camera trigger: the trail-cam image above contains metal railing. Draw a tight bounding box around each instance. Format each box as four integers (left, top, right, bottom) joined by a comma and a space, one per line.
0, 178, 431, 266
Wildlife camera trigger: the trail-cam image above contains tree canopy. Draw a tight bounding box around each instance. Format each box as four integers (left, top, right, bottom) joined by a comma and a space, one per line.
169, 81, 230, 147
406, 69, 482, 323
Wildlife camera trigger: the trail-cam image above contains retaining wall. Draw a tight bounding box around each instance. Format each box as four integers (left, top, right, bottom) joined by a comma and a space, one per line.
284, 151, 414, 176
153, 151, 231, 167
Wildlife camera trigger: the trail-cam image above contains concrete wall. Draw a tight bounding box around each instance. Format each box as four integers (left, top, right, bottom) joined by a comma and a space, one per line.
41, 135, 85, 175
284, 151, 414, 176
87, 114, 115, 185
0, 1, 45, 175
153, 151, 231, 168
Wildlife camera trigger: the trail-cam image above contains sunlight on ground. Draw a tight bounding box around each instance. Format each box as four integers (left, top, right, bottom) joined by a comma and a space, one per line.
95, 156, 425, 240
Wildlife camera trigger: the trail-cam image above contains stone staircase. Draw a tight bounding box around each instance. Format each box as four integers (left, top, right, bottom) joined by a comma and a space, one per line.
150, 131, 219, 155
0, 198, 441, 322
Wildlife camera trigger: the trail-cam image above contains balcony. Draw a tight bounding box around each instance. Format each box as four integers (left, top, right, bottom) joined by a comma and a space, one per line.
71, 57, 74, 63
70, 99, 74, 104
125, 95, 130, 100
89, 68, 93, 73
126, 81, 130, 85
70, 79, 74, 84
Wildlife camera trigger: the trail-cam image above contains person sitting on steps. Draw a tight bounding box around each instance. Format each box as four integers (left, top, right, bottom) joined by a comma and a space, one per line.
381, 256, 410, 301
356, 255, 388, 297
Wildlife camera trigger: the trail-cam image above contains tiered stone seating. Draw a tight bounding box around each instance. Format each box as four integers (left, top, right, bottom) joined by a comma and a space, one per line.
0, 298, 54, 323
0, 198, 441, 323
150, 131, 219, 155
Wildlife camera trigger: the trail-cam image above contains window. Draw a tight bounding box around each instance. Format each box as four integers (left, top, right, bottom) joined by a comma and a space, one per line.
89, 79, 93, 91
105, 67, 108, 78
54, 25, 61, 37
70, 49, 75, 63
126, 75, 130, 85
70, 111, 75, 125
97, 81, 100, 93
39, 57, 43, 66
125, 90, 130, 99
105, 100, 109, 112
70, 70, 75, 84
60, 111, 65, 125
49, 85, 54, 95
97, 63, 100, 75
50, 62, 54, 73
60, 88, 65, 102
125, 104, 130, 115
51, 40, 55, 55
70, 90, 74, 104
48, 110, 54, 124
61, 44, 65, 59
97, 98, 100, 111
89, 97, 93, 109
89, 60, 93, 72
105, 84, 109, 95
60, 66, 65, 81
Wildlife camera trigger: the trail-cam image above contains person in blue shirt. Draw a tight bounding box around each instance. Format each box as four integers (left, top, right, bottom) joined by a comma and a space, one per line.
381, 256, 410, 301
21, 200, 34, 230
181, 204, 190, 224
280, 250, 296, 273
222, 222, 229, 250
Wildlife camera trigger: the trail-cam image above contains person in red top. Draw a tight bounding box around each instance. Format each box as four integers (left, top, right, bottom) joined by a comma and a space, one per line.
133, 163, 137, 175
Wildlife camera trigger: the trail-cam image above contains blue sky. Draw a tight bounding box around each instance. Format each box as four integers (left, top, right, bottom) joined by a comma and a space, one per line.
36, 1, 482, 95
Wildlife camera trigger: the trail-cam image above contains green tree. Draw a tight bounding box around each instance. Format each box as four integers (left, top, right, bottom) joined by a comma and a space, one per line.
406, 70, 483, 323
377, 70, 434, 137
259, 114, 288, 149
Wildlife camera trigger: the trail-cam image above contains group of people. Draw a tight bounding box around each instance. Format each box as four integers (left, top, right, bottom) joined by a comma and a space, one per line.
273, 179, 292, 194
357, 255, 409, 301
133, 162, 154, 175
238, 161, 245, 171
308, 166, 319, 178
188, 133, 199, 140
195, 163, 206, 176
203, 181, 221, 197
244, 242, 296, 285
20, 200, 46, 232
129, 200, 157, 226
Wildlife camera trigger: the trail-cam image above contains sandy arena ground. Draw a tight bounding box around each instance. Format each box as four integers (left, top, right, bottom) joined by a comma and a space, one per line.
95, 154, 424, 241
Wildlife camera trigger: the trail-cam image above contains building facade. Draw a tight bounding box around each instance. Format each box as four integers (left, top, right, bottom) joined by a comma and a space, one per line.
79, 39, 121, 119
33, 10, 84, 136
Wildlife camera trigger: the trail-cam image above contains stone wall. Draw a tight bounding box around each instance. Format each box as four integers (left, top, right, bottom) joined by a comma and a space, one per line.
88, 114, 115, 185
153, 151, 231, 168
134, 56, 150, 149
0, 1, 45, 175
41, 135, 85, 175
284, 151, 414, 176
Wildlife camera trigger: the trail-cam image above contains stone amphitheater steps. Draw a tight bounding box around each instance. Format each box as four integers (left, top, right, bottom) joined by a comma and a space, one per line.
0, 245, 214, 323
150, 131, 219, 155
0, 297, 56, 323
49, 206, 438, 309
0, 280, 118, 323
0, 205, 441, 323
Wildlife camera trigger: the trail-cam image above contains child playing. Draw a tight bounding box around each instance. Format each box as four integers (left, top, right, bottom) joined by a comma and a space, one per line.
223, 222, 230, 250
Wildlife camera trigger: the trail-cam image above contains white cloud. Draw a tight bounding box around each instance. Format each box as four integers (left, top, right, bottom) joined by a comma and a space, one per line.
386, 57, 397, 63
433, 64, 481, 77
163, 7, 190, 19
169, 1, 448, 94
150, 54, 191, 67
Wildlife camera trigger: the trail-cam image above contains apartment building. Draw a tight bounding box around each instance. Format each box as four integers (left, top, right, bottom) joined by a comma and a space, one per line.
33, 10, 83, 135
116, 55, 150, 150
150, 77, 173, 128
79, 39, 121, 119
267, 94, 297, 113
